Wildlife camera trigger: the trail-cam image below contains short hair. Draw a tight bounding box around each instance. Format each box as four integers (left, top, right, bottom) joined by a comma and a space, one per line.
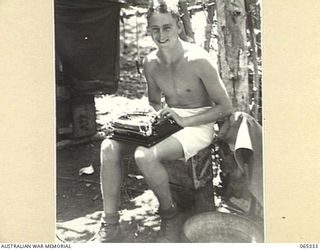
147, 0, 181, 23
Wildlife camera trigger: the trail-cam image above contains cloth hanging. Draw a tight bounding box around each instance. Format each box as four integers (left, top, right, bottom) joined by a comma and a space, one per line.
218, 112, 263, 207
55, 0, 124, 94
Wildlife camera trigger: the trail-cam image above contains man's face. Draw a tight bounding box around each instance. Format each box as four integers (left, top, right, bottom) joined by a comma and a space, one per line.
147, 13, 182, 49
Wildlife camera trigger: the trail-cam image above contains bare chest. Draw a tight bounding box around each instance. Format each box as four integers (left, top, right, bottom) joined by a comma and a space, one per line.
153, 62, 205, 98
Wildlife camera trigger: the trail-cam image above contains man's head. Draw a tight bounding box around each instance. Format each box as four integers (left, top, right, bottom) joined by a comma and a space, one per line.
147, 0, 180, 25
146, 0, 182, 48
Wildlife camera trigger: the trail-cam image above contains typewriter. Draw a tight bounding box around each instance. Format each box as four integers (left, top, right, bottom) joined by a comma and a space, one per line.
110, 112, 182, 147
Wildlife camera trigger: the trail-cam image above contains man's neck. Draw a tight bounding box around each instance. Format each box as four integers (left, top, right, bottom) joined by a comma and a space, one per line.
158, 40, 184, 65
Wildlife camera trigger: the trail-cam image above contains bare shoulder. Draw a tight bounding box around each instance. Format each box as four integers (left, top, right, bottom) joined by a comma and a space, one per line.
183, 42, 217, 70
143, 49, 159, 72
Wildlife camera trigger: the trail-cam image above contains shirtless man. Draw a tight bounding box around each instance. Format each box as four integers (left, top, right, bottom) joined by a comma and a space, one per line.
97, 0, 233, 243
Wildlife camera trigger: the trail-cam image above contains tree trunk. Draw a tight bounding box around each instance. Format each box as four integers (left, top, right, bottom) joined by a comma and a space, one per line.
179, 0, 195, 43
245, 0, 261, 122
204, 0, 215, 52
216, 0, 249, 112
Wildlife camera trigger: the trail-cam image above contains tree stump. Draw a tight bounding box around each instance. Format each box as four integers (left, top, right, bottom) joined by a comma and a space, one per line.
163, 146, 215, 214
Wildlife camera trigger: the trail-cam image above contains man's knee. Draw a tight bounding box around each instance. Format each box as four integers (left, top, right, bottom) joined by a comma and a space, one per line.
134, 146, 158, 168
101, 138, 121, 160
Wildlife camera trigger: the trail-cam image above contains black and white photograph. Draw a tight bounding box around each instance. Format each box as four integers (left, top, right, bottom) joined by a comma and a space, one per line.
54, 0, 264, 243
3, 0, 320, 245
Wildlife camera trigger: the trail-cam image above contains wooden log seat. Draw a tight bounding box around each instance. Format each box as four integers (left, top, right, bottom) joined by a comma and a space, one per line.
162, 146, 215, 214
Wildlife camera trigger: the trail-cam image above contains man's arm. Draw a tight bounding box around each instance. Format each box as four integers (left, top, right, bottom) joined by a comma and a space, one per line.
143, 57, 162, 112
187, 56, 233, 125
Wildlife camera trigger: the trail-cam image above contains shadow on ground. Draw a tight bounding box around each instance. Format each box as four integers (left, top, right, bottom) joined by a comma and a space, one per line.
56, 140, 163, 243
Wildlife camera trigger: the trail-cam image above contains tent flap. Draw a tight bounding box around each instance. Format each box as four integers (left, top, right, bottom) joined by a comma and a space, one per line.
55, 0, 121, 94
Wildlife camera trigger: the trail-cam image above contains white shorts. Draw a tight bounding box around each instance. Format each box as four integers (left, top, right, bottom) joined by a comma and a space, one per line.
170, 107, 215, 161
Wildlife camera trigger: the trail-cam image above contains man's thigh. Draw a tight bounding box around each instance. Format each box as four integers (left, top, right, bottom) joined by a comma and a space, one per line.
150, 136, 184, 162
108, 138, 137, 158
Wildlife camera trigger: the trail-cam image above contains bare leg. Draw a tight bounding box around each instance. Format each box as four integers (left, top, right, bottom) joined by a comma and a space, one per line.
134, 136, 184, 210
100, 138, 135, 215
97, 138, 136, 242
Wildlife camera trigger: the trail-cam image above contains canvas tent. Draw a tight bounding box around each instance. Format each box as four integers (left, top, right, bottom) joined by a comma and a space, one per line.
55, 0, 125, 138
55, 0, 125, 95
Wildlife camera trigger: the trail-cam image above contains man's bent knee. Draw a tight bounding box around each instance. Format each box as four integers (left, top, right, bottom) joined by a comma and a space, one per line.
134, 146, 158, 168
100, 139, 124, 164
101, 138, 122, 154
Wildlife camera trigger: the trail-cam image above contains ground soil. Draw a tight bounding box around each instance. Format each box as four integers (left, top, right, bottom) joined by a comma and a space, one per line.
56, 139, 163, 243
